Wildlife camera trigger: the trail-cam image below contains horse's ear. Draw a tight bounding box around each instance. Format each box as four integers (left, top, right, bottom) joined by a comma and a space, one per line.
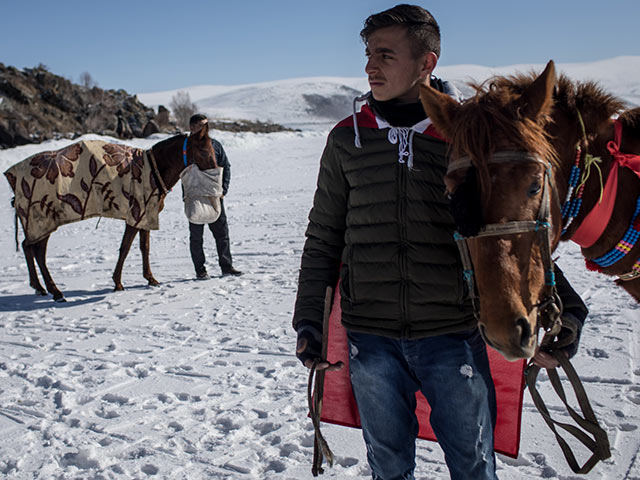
419, 80, 460, 139
519, 60, 556, 120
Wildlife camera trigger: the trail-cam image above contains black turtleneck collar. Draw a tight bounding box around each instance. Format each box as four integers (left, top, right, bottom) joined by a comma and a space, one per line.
368, 96, 427, 128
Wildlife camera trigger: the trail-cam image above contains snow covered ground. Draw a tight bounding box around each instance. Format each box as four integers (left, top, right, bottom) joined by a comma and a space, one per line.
1, 58, 639, 479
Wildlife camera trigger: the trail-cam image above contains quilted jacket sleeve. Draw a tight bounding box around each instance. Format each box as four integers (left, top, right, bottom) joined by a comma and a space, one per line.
554, 264, 589, 358
292, 133, 349, 360
211, 138, 230, 196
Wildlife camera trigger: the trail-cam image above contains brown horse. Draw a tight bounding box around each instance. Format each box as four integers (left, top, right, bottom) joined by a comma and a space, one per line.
4, 124, 217, 302
419, 61, 640, 360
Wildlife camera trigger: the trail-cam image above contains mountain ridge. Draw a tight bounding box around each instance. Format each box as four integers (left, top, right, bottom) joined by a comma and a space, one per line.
138, 56, 640, 129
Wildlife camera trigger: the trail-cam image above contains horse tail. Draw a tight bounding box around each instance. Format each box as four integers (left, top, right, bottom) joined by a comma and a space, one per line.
11, 196, 19, 252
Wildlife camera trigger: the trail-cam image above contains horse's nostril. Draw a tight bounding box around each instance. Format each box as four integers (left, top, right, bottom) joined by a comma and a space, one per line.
516, 317, 532, 348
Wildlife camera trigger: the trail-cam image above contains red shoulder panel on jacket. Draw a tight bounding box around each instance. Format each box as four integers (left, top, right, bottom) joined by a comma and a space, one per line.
333, 104, 449, 143
334, 104, 378, 129
424, 124, 448, 142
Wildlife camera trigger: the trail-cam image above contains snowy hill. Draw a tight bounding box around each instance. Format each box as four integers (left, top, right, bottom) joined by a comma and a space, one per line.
138, 56, 640, 129
138, 77, 369, 130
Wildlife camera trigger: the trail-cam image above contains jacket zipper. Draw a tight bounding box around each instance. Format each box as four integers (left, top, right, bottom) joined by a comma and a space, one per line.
398, 162, 409, 334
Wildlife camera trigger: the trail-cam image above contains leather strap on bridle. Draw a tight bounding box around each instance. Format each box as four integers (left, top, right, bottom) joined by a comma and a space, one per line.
446, 151, 542, 175
147, 147, 169, 195
307, 286, 334, 476
452, 154, 561, 332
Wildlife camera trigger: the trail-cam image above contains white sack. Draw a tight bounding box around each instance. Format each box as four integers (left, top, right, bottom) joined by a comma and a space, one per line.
180, 165, 223, 224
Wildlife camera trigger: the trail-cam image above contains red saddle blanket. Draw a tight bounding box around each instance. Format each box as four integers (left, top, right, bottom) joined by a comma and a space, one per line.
320, 289, 526, 458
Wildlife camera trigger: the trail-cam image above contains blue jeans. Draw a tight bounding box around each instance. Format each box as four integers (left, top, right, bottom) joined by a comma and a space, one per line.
347, 329, 498, 480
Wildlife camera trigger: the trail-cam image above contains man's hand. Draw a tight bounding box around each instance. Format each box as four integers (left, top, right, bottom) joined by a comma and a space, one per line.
296, 337, 344, 371
532, 312, 582, 369
532, 349, 568, 369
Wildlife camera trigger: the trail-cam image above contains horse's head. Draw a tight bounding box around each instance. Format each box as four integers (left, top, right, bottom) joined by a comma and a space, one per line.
187, 120, 217, 170
420, 61, 563, 360
150, 121, 218, 191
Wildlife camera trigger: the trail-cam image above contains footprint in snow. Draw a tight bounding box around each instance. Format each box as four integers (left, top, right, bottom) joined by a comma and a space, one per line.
168, 421, 184, 432
95, 408, 119, 419
157, 393, 172, 404
102, 393, 130, 405
587, 348, 609, 359
254, 421, 280, 435
253, 408, 268, 419
336, 456, 360, 468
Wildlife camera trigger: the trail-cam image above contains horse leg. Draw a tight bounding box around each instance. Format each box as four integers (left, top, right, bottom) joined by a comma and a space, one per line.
22, 240, 46, 296
113, 225, 138, 291
32, 237, 65, 302
139, 229, 159, 286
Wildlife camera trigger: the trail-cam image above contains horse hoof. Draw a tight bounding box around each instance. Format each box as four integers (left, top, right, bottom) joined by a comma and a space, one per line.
35, 290, 47, 297
148, 280, 160, 287
54, 296, 67, 303
114, 285, 124, 292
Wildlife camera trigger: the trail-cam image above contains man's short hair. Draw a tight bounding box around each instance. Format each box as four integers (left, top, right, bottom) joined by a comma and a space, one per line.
189, 113, 208, 127
360, 4, 441, 59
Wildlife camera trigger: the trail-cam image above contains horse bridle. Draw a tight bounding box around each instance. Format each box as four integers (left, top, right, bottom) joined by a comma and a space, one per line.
448, 151, 563, 337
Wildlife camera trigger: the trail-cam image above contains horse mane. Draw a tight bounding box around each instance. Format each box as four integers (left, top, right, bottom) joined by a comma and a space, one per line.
551, 74, 626, 137
149, 127, 217, 170
449, 71, 626, 209
150, 133, 187, 156
619, 106, 640, 133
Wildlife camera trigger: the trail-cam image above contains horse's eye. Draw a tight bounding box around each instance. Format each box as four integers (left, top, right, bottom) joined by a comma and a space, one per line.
527, 182, 542, 197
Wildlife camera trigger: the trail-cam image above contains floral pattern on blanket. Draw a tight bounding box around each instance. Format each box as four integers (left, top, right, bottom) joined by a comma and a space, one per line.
4, 140, 163, 244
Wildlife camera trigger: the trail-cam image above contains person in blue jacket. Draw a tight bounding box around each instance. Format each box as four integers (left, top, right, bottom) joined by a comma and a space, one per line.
188, 114, 242, 279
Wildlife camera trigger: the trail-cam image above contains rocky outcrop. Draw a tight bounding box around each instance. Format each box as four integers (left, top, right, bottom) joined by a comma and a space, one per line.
0, 63, 179, 149
0, 63, 298, 149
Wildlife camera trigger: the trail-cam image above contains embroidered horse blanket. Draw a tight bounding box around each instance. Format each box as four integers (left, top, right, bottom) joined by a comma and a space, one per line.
4, 140, 163, 244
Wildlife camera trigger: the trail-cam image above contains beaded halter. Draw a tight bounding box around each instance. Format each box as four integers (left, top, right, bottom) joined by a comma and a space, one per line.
586, 197, 640, 276
560, 112, 604, 235
561, 115, 640, 281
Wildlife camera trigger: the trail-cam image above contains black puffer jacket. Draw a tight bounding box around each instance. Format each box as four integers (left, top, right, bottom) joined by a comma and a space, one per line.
294, 92, 476, 341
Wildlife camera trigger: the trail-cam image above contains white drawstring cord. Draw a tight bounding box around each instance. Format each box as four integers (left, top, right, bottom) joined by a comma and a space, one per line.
352, 92, 371, 149
388, 127, 416, 170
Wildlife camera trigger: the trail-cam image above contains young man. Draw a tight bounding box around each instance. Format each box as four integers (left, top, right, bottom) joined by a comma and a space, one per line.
187, 114, 242, 279
292, 5, 588, 479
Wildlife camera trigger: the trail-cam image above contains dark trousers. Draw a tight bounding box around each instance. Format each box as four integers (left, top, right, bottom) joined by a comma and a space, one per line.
189, 199, 233, 274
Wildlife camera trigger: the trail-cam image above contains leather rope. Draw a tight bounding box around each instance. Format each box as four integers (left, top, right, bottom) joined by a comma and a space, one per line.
147, 147, 169, 195
12, 197, 19, 252
308, 286, 334, 476
525, 326, 611, 474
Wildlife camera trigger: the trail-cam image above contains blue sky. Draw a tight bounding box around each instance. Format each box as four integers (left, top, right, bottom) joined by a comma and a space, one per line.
2, 0, 639, 94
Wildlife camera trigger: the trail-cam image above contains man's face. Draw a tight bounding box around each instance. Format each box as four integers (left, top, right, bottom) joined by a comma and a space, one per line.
365, 25, 435, 103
